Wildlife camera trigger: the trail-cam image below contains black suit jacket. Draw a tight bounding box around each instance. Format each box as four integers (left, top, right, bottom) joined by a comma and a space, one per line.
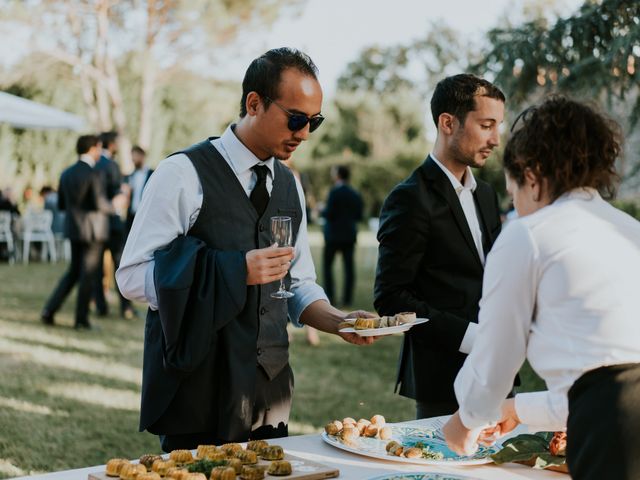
374, 156, 502, 404
322, 183, 363, 244
95, 155, 124, 232
58, 160, 111, 243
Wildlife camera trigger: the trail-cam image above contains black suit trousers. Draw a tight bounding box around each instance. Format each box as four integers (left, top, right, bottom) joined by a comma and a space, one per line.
323, 241, 355, 306
44, 240, 103, 326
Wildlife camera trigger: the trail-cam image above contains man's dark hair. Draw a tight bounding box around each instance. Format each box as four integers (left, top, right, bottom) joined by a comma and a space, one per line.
430, 74, 505, 126
504, 95, 621, 202
99, 131, 118, 148
336, 165, 350, 181
131, 145, 146, 156
240, 47, 319, 117
76, 135, 100, 155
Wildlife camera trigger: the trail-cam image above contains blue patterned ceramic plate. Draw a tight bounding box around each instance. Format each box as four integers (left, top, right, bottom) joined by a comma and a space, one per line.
321, 418, 499, 466
367, 473, 479, 480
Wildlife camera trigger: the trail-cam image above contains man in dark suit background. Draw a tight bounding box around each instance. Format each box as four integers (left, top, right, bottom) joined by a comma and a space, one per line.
322, 165, 363, 307
374, 74, 505, 418
41, 135, 113, 329
124, 145, 153, 234
93, 131, 134, 318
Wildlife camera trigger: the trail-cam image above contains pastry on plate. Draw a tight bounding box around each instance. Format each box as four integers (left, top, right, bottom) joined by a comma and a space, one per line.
210, 466, 237, 480
395, 312, 417, 324
169, 449, 193, 464
260, 445, 284, 460
267, 460, 292, 476
235, 449, 258, 464
354, 317, 375, 330
246, 439, 269, 454
119, 463, 146, 480
139, 454, 163, 471
240, 465, 265, 480
105, 458, 129, 477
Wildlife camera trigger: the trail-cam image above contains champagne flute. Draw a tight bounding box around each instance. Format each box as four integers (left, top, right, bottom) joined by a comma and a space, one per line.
270, 216, 295, 299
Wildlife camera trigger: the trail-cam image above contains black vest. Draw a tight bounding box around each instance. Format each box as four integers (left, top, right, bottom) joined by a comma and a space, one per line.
185, 138, 302, 378
142, 138, 302, 441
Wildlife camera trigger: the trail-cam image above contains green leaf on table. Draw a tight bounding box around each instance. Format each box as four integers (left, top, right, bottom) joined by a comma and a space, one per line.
534, 453, 567, 469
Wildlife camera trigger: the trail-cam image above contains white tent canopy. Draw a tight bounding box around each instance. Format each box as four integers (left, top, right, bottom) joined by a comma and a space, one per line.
0, 91, 86, 131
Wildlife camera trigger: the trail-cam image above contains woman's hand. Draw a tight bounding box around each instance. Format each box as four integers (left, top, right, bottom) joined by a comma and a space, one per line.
442, 411, 479, 456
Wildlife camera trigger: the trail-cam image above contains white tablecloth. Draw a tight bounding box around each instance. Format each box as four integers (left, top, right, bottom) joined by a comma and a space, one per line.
15, 419, 566, 480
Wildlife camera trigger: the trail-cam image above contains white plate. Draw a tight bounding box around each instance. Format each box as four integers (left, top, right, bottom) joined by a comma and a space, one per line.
321, 418, 499, 466
339, 318, 428, 337
367, 473, 480, 480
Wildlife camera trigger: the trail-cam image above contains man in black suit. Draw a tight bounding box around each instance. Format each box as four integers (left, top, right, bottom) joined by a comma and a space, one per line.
93, 131, 133, 318
374, 74, 505, 418
41, 135, 113, 329
322, 165, 363, 306
124, 145, 153, 234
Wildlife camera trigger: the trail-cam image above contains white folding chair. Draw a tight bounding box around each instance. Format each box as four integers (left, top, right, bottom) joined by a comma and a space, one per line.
22, 210, 57, 264
0, 211, 16, 264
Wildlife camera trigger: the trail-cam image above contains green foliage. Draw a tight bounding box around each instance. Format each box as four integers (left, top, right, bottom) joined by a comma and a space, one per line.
475, 0, 640, 126
612, 199, 640, 220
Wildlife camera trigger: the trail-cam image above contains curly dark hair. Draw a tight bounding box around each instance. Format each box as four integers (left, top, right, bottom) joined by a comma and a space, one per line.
504, 96, 622, 201
240, 47, 319, 118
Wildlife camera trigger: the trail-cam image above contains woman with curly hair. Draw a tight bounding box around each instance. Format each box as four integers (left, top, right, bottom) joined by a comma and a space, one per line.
443, 96, 640, 479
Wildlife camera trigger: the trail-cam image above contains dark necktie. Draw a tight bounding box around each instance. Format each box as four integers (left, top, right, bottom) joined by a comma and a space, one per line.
250, 165, 270, 217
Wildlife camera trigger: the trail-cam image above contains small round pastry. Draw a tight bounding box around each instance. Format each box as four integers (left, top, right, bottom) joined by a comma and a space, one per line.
165, 468, 190, 480
363, 424, 378, 437
389, 444, 404, 457
404, 447, 422, 459
379, 426, 393, 440
342, 417, 357, 425
137, 473, 161, 480
354, 317, 375, 330
370, 414, 386, 426
119, 463, 146, 480
152, 459, 176, 476
340, 426, 360, 442
260, 445, 284, 461
246, 439, 269, 454
183, 474, 207, 480
139, 454, 163, 471
220, 443, 243, 457
267, 460, 292, 476
395, 312, 417, 324
324, 422, 341, 435
235, 449, 258, 465
106, 458, 130, 477
203, 451, 227, 462
355, 422, 368, 435
169, 449, 194, 465
226, 457, 243, 474
195, 444, 217, 459
385, 441, 400, 452
240, 465, 266, 480
210, 466, 237, 480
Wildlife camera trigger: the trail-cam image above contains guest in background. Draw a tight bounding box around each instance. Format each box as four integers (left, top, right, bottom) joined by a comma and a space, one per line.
443, 97, 640, 480
124, 145, 153, 234
94, 131, 134, 319
41, 135, 113, 329
322, 165, 363, 308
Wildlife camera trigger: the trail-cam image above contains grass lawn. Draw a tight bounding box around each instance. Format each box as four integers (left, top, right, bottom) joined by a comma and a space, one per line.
0, 236, 544, 478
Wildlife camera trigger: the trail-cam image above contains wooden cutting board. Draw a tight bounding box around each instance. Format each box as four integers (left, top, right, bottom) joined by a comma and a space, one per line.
88, 452, 340, 480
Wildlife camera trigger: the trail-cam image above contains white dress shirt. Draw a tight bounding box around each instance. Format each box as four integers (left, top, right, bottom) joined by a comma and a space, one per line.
129, 167, 150, 214
116, 125, 328, 325
455, 188, 640, 432
80, 154, 95, 168
431, 154, 484, 354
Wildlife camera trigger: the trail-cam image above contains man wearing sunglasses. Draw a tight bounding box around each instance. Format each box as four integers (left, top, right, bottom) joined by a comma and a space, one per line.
117, 47, 375, 451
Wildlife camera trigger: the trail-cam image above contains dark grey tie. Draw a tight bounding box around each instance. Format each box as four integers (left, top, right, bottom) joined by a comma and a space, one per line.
250, 165, 270, 217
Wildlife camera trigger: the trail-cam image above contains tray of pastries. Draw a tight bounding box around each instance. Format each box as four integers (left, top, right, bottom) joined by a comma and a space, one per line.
90, 440, 339, 480
338, 312, 428, 337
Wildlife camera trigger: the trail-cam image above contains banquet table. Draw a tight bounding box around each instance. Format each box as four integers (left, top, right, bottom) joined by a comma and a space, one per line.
15, 419, 566, 480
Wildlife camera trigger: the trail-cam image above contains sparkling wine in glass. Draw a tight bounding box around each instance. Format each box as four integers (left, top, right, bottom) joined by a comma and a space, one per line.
270, 216, 294, 299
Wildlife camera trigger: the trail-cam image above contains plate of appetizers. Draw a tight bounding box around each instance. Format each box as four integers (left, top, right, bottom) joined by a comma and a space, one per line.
338, 312, 428, 337
321, 415, 499, 466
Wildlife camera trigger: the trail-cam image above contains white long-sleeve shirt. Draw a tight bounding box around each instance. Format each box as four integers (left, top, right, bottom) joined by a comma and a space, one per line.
116, 125, 328, 325
455, 188, 640, 432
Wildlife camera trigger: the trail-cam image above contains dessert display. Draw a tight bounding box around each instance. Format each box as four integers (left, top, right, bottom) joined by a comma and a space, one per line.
98, 439, 339, 480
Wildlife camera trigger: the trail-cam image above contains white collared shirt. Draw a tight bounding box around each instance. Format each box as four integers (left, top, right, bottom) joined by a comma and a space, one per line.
80, 154, 95, 168
116, 125, 327, 325
455, 189, 640, 432
431, 153, 484, 354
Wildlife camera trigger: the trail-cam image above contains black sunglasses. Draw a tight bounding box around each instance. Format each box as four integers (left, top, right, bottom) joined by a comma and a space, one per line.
264, 96, 325, 133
